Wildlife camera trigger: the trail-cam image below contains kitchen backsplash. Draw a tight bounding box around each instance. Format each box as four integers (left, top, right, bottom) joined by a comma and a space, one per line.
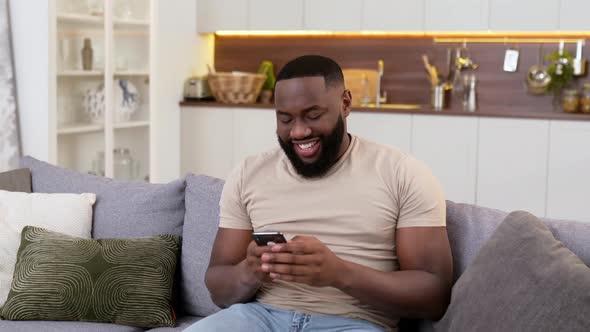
215, 35, 590, 114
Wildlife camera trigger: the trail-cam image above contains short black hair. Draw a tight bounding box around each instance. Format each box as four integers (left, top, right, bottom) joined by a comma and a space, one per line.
276, 55, 344, 89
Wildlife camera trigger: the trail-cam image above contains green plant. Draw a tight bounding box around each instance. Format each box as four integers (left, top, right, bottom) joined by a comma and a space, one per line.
258, 60, 276, 91
546, 49, 575, 95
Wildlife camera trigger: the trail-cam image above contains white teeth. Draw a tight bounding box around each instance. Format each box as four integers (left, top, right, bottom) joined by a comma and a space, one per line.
297, 141, 316, 150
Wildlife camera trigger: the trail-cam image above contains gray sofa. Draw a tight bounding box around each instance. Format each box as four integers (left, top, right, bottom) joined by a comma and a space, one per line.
1, 156, 588, 332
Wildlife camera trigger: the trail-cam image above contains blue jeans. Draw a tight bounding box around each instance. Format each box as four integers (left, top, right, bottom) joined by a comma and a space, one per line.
183, 302, 385, 332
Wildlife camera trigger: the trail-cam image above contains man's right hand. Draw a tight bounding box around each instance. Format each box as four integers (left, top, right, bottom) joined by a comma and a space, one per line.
243, 240, 274, 285
206, 229, 275, 307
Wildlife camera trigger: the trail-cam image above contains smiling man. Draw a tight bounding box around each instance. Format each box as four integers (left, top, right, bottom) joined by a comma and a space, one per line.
184, 55, 453, 332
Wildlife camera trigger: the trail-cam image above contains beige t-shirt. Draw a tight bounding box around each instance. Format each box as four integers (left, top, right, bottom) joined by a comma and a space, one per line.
219, 135, 446, 331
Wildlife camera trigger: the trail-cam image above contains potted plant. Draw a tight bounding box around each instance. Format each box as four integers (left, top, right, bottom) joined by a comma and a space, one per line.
258, 60, 276, 104
546, 45, 575, 111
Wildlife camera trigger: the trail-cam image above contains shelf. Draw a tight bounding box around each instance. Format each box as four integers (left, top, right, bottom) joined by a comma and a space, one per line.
58, 70, 103, 77
114, 120, 150, 129
57, 121, 149, 135
114, 18, 150, 28
57, 13, 104, 26
57, 123, 103, 135
114, 71, 149, 77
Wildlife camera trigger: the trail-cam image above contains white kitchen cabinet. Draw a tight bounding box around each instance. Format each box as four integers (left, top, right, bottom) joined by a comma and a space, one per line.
411, 115, 478, 204
347, 112, 412, 152
559, 0, 590, 31
181, 107, 235, 179
476, 118, 549, 217
489, 0, 559, 31
304, 0, 363, 31
197, 0, 248, 33
546, 121, 590, 222
424, 0, 489, 31
233, 108, 278, 164
362, 0, 424, 31
249, 0, 303, 30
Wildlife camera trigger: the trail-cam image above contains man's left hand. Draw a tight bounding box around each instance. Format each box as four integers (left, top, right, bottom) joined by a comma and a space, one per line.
259, 236, 346, 287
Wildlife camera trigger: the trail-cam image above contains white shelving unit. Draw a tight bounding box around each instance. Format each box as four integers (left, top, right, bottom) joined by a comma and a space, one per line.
50, 0, 153, 182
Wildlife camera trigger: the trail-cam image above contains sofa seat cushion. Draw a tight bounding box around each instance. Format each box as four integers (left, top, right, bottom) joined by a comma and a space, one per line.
180, 174, 222, 317
145, 315, 203, 331
0, 320, 144, 332
1, 226, 181, 328
435, 210, 590, 332
20, 156, 185, 239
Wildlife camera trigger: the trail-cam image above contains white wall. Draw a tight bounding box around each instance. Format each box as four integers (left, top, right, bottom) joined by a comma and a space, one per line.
9, 0, 50, 162
151, 0, 211, 182
151, 0, 192, 182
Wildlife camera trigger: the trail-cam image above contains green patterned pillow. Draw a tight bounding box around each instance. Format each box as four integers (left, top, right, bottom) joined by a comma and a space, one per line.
0, 226, 180, 328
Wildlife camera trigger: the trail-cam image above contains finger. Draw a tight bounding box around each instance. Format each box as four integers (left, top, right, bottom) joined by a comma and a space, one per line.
265, 263, 311, 276
271, 242, 314, 254
250, 245, 274, 257
261, 253, 312, 265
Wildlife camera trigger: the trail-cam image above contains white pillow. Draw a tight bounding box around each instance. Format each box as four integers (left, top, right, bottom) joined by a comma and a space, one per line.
0, 190, 96, 308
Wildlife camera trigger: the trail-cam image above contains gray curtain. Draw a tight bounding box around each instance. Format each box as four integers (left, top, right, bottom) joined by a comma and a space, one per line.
0, 0, 20, 171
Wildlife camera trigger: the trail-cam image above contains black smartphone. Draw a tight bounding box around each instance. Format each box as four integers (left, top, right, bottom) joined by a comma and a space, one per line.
252, 231, 287, 246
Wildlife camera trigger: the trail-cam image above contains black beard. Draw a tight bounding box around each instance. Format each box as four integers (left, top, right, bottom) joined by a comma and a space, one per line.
278, 115, 345, 178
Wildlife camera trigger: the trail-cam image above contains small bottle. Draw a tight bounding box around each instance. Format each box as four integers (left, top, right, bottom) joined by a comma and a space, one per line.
581, 83, 590, 113
360, 73, 371, 106
562, 88, 580, 113
465, 74, 477, 112
81, 38, 93, 71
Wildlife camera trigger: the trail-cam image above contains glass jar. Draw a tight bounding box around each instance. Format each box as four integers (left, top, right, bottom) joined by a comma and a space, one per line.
581, 83, 590, 113
562, 88, 580, 113
114, 148, 137, 181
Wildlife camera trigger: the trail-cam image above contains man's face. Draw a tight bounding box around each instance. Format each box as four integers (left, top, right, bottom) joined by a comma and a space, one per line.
274, 76, 351, 178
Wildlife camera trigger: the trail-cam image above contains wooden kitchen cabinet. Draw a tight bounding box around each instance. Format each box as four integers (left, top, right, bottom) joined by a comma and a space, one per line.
476, 118, 549, 217
559, 0, 590, 31
347, 112, 412, 152
362, 0, 424, 31
546, 121, 590, 222
197, 0, 248, 32
424, 0, 489, 31
489, 0, 559, 31
304, 0, 362, 31
249, 0, 303, 30
411, 115, 478, 204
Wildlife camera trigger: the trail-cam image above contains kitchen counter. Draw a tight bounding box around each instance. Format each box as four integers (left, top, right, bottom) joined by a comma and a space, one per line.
180, 101, 590, 122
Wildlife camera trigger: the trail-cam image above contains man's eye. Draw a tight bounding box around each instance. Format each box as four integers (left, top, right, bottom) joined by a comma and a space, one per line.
307, 113, 322, 120
279, 117, 292, 124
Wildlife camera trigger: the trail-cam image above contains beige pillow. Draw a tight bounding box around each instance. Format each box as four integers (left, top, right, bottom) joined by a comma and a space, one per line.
0, 190, 96, 308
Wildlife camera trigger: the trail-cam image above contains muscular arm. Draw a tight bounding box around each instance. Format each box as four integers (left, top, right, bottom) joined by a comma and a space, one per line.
336, 227, 453, 319
265, 226, 452, 320
205, 228, 271, 308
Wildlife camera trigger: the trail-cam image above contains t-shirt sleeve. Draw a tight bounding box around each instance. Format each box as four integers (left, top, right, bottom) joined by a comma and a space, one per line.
218, 161, 253, 230
395, 156, 446, 228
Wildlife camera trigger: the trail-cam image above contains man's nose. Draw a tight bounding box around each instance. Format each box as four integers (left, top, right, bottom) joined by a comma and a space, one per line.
290, 119, 312, 140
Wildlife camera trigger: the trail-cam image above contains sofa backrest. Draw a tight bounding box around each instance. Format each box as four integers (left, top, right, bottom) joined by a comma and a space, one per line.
446, 201, 590, 283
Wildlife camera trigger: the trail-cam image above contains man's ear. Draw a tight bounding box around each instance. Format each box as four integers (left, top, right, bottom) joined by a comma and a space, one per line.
342, 89, 352, 117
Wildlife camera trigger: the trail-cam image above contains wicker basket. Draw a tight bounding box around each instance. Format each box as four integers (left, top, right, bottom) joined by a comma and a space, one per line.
208, 72, 266, 104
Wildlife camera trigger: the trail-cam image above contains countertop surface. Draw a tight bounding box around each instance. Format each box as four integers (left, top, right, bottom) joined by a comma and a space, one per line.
180, 101, 590, 122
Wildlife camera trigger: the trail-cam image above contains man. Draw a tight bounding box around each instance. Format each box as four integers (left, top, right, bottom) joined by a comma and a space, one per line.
184, 55, 452, 332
